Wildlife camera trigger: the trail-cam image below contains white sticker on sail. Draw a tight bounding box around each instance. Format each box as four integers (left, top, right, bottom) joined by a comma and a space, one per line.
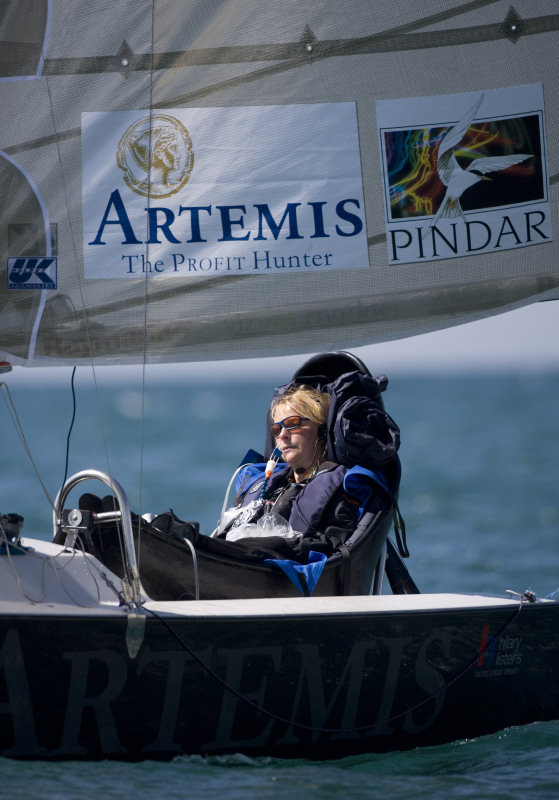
376, 84, 551, 265
82, 104, 369, 279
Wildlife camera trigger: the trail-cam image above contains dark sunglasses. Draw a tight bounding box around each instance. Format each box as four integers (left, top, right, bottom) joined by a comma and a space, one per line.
271, 415, 309, 437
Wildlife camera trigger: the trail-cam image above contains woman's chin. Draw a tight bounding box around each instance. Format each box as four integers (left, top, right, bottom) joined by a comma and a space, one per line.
281, 450, 298, 468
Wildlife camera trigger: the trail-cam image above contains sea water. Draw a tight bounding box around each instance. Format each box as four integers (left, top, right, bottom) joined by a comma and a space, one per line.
1, 368, 559, 798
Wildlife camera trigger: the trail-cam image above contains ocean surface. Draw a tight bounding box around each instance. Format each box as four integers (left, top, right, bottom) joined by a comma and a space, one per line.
1, 367, 559, 798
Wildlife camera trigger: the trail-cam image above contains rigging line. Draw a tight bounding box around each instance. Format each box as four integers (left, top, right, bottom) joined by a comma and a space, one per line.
133, 0, 160, 566
61, 367, 77, 489
0, 526, 102, 608
47, 537, 102, 608
144, 595, 526, 736
0, 523, 46, 604
0, 383, 54, 509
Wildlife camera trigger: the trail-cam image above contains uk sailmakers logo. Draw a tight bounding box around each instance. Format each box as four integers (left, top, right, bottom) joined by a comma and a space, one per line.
116, 114, 194, 198
7, 257, 57, 290
376, 84, 551, 264
82, 104, 369, 279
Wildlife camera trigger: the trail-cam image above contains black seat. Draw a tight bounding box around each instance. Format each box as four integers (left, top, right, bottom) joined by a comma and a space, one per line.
69, 499, 395, 600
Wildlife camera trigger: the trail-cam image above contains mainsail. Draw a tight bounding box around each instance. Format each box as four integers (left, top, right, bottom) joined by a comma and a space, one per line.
1, 0, 558, 366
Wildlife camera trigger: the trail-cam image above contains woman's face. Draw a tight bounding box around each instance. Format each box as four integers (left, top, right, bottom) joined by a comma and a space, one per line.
272, 402, 319, 475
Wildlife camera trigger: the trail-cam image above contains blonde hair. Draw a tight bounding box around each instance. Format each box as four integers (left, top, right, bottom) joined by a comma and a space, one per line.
271, 384, 330, 428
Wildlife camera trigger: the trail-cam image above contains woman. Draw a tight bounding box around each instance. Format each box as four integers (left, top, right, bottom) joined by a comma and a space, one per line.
217, 384, 384, 562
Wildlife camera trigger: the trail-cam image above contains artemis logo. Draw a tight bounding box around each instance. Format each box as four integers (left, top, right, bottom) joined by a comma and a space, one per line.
117, 114, 194, 198
7, 257, 57, 290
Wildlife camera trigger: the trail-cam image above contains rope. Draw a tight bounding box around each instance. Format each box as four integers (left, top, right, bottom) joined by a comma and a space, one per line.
145, 593, 528, 736
61, 367, 77, 488
133, 3, 158, 568
0, 383, 55, 509
0, 522, 102, 608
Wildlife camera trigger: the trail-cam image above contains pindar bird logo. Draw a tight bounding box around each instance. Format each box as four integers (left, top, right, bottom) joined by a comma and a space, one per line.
429, 94, 532, 229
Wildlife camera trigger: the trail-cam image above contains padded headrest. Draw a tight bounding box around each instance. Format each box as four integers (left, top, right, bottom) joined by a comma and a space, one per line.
264, 351, 392, 461
292, 351, 371, 383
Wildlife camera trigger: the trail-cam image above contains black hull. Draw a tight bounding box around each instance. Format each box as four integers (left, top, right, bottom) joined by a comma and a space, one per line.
1, 596, 558, 761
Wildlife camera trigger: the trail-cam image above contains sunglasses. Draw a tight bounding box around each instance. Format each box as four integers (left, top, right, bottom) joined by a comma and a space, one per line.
271, 415, 309, 437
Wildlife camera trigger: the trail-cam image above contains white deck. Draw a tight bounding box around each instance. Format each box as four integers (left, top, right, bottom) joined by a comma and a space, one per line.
150, 591, 534, 620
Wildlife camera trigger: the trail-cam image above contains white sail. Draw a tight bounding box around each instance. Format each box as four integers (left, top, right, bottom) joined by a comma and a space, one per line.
1, 0, 558, 366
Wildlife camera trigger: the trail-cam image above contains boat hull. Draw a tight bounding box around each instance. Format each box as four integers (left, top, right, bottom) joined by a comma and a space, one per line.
1, 592, 558, 761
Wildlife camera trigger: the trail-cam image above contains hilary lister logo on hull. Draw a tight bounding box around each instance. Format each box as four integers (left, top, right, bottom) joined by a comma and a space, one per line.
376, 84, 551, 265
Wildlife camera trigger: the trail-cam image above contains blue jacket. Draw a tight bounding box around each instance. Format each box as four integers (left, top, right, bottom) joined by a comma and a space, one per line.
235, 461, 389, 537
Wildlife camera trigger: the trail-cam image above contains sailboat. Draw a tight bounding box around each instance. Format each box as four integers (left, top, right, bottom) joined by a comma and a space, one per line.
1, 0, 559, 761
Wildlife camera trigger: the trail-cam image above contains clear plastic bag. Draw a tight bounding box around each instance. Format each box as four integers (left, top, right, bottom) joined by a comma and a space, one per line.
226, 512, 302, 542
215, 499, 263, 537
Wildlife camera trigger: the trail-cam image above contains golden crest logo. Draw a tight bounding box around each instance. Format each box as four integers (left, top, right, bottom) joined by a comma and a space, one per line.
116, 114, 194, 198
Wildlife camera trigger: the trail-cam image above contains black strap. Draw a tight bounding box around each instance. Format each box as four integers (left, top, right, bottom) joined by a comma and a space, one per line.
233, 471, 254, 506
270, 481, 304, 518
392, 501, 409, 558
385, 538, 420, 594
336, 542, 351, 595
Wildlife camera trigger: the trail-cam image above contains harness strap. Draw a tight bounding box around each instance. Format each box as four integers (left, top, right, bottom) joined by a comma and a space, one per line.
336, 542, 351, 595
392, 502, 409, 558
385, 538, 419, 594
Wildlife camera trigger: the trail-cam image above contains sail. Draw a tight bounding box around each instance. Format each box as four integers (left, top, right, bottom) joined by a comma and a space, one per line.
1, 0, 558, 366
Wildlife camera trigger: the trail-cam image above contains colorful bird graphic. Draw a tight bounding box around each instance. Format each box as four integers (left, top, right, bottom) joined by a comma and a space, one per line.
429, 94, 532, 229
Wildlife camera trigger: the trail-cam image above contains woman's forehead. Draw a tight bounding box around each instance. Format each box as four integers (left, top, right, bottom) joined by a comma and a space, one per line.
272, 401, 295, 421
